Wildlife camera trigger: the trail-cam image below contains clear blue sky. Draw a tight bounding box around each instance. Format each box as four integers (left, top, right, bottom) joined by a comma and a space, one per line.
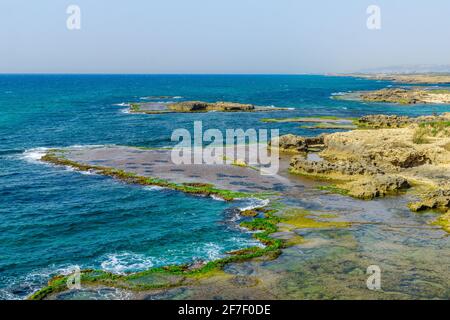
1, 0, 450, 74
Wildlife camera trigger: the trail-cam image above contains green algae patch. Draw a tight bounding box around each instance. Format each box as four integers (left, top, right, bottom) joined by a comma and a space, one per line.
431, 212, 450, 233
280, 208, 351, 229
300, 123, 357, 130
261, 116, 356, 124
33, 150, 351, 300
240, 209, 258, 217
317, 185, 350, 196
28, 205, 351, 300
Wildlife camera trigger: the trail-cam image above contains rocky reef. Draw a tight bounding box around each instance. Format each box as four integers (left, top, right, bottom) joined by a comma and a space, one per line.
275, 113, 450, 231
168, 101, 254, 112
357, 113, 450, 128
359, 88, 450, 104
334, 87, 450, 105
130, 100, 289, 114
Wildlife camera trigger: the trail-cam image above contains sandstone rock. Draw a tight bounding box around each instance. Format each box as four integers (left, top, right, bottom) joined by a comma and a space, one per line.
359, 88, 450, 105
358, 115, 413, 128
290, 156, 383, 176
274, 134, 325, 153
168, 101, 209, 112
408, 189, 450, 212
209, 101, 254, 111
167, 101, 254, 112
357, 113, 450, 129
345, 175, 410, 199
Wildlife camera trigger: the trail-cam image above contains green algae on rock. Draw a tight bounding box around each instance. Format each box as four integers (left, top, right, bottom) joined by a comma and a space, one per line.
41, 151, 251, 201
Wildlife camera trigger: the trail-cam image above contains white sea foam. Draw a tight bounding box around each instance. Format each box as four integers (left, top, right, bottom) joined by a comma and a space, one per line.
1, 264, 82, 300
238, 198, 270, 212
229, 236, 264, 248
144, 186, 166, 191
114, 102, 130, 107
211, 195, 226, 201
194, 242, 223, 261
79, 169, 97, 176
100, 252, 162, 274
331, 91, 347, 96
21, 147, 50, 163
120, 108, 130, 114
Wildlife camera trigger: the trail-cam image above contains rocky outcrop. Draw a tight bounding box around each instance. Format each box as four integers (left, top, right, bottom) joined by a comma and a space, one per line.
290, 156, 382, 176
322, 128, 436, 171
273, 134, 325, 153
168, 101, 254, 112
358, 88, 450, 105
345, 176, 410, 199
408, 188, 450, 212
358, 115, 413, 128
345, 73, 450, 85
168, 101, 210, 112
357, 113, 450, 129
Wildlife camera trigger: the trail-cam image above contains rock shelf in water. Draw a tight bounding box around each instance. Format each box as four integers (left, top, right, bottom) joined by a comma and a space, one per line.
130, 100, 291, 114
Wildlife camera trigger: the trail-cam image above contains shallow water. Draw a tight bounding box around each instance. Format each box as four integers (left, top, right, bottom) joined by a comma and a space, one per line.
0, 74, 449, 299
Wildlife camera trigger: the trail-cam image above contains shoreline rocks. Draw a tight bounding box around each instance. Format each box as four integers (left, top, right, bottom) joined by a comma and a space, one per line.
285, 114, 450, 211
272, 134, 325, 153
168, 101, 255, 112
408, 188, 450, 212
357, 113, 450, 129
130, 100, 291, 114
355, 88, 450, 105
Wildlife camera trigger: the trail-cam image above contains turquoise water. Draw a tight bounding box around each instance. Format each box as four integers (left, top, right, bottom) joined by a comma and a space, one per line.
1, 75, 449, 300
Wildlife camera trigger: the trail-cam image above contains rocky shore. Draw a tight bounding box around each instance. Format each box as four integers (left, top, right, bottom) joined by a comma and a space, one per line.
336, 88, 450, 105
341, 73, 450, 84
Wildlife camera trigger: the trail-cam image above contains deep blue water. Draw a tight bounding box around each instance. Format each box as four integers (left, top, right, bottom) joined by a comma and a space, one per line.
1, 74, 449, 299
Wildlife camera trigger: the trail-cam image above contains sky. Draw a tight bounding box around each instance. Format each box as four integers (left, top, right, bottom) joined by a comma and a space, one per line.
1, 0, 450, 74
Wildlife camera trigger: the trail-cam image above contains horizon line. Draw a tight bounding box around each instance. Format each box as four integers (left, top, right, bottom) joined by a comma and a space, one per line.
0, 72, 335, 76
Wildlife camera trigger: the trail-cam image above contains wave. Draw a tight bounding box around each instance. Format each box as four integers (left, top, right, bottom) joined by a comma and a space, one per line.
21, 145, 107, 165
100, 252, 163, 274
1, 264, 81, 300
211, 195, 226, 201
140, 96, 183, 100
331, 91, 348, 96
21, 147, 50, 163
193, 242, 223, 261
238, 198, 270, 212
113, 103, 130, 107
144, 186, 166, 191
